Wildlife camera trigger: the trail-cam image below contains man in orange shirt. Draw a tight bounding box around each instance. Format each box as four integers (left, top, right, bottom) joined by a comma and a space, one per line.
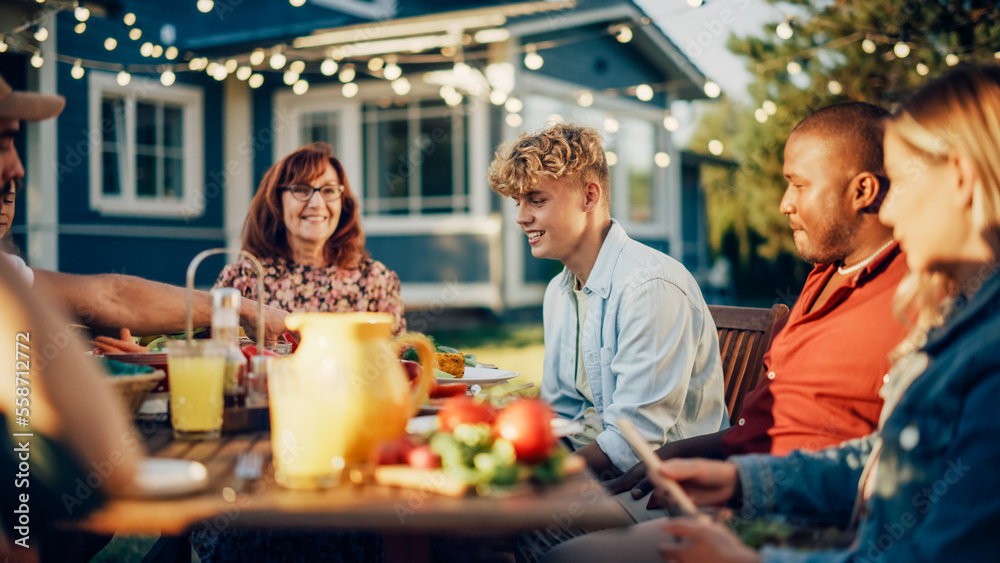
604, 101, 908, 508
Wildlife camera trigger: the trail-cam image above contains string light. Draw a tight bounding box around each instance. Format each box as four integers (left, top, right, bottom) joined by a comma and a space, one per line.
827, 80, 843, 95
129, 28, 142, 41
945, 53, 959, 66
189, 57, 208, 70
504, 97, 522, 113
505, 113, 522, 127
367, 57, 384, 71
283, 70, 299, 85
71, 60, 84, 79
248, 73, 264, 88
762, 100, 777, 114
616, 26, 632, 43
603, 117, 619, 133
606, 151, 618, 166
635, 84, 654, 101
708, 139, 724, 155
151, 45, 163, 57
166, 46, 178, 60
663, 115, 680, 131
383, 62, 401, 80
289, 60, 305, 74
320, 58, 338, 76
225, 59, 239, 73
489, 90, 508, 105
161, 70, 176, 86
293, 79, 309, 95
338, 65, 355, 82
575, 90, 593, 107
342, 82, 359, 98
74, 6, 90, 21
140, 42, 153, 57
703, 80, 721, 98
654, 152, 671, 167
212, 65, 228, 81
105, 37, 117, 51
524, 47, 543, 70
391, 77, 410, 95
30, 53, 43, 68
123, 13, 136, 26
786, 61, 802, 75
754, 109, 767, 123
236, 66, 252, 80
0, 39, 6, 53
776, 20, 793, 40
916, 63, 929, 76
893, 41, 910, 58
270, 50, 286, 69
117, 70, 131, 86
862, 38, 876, 53
74, 22, 85, 33
34, 26, 48, 42
290, 0, 307, 6
197, 0, 214, 14
250, 49, 265, 66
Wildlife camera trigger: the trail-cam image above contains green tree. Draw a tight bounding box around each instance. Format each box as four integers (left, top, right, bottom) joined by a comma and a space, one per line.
691, 0, 1000, 302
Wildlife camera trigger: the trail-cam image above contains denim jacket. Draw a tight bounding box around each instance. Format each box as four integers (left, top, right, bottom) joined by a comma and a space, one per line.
733, 266, 1000, 562
542, 220, 728, 472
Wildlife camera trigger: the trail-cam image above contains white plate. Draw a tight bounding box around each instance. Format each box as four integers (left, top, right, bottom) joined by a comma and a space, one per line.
406, 415, 438, 435
436, 366, 520, 386
129, 458, 209, 498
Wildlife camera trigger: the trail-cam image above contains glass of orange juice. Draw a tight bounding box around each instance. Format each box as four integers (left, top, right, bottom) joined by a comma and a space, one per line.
267, 359, 346, 489
167, 340, 226, 440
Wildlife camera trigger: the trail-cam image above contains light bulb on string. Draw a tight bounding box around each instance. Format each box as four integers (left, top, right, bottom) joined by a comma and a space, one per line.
505, 113, 522, 127
71, 60, 84, 79
293, 79, 309, 95
105, 37, 117, 51
604, 117, 619, 133
212, 65, 228, 81
236, 66, 252, 80
383, 62, 401, 80
165, 46, 178, 60
524, 47, 543, 70
754, 109, 767, 123
368, 57, 384, 72
708, 140, 724, 155
663, 115, 679, 131
946, 53, 959, 66
606, 151, 618, 166
762, 100, 777, 114
827, 80, 843, 95
0, 39, 6, 53
635, 84, 654, 101
342, 82, 359, 98
225, 59, 238, 73
893, 41, 910, 58
504, 97, 522, 113
123, 12, 136, 25
30, 54, 43, 68
140, 42, 153, 57
703, 80, 721, 98
74, 22, 86, 33
129, 28, 142, 41
654, 152, 671, 168
916, 63, 929, 76
686, 0, 703, 7
161, 70, 176, 86
270, 50, 286, 69
391, 77, 410, 96
290, 0, 306, 6
197, 0, 214, 13
248, 73, 264, 88
289, 60, 305, 74
189, 57, 207, 71
151, 45, 163, 58
862, 38, 876, 53
786, 61, 802, 75
575, 90, 593, 107
75, 6, 90, 21
490, 90, 508, 105
616, 26, 632, 43
34, 26, 48, 42
250, 49, 265, 66
283, 70, 299, 85
453, 61, 471, 76
776, 20, 793, 40
117, 70, 131, 86
339, 65, 355, 83
321, 59, 338, 76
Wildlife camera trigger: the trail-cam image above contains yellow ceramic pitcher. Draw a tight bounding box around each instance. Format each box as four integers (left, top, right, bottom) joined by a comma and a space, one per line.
281, 312, 435, 465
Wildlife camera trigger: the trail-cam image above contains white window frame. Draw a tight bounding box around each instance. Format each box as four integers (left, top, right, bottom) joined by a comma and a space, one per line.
88, 72, 204, 218
274, 80, 493, 235
519, 74, 674, 240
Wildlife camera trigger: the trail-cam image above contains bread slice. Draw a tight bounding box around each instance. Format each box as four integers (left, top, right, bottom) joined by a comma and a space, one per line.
435, 352, 466, 378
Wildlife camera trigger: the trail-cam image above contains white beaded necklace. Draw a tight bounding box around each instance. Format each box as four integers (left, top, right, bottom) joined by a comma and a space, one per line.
837, 239, 895, 276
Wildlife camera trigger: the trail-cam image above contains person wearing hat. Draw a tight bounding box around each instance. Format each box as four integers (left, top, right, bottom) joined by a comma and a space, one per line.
0, 74, 288, 340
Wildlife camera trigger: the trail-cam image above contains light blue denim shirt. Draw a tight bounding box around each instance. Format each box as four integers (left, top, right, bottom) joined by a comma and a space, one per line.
541, 220, 728, 472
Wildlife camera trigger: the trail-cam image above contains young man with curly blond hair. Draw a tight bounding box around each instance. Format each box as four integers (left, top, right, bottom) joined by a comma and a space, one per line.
489, 123, 727, 481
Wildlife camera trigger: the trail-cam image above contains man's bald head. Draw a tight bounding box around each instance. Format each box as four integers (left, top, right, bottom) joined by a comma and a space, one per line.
791, 102, 889, 178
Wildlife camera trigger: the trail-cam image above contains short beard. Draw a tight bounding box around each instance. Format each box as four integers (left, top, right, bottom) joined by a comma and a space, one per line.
795, 220, 858, 265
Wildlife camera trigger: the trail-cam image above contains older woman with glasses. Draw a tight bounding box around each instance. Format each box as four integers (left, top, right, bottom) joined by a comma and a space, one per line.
215, 142, 405, 334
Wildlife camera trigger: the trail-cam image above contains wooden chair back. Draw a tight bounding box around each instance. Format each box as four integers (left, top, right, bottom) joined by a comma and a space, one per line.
709, 303, 790, 424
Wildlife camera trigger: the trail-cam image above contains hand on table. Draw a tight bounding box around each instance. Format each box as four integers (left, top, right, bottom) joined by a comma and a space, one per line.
659, 517, 761, 563
242, 303, 289, 341
651, 458, 739, 510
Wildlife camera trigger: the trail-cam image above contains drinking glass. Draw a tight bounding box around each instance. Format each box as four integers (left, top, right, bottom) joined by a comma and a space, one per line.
167, 340, 226, 440
267, 359, 346, 489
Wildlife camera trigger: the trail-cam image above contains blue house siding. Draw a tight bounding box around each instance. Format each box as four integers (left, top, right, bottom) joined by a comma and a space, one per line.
367, 233, 491, 284
58, 234, 227, 287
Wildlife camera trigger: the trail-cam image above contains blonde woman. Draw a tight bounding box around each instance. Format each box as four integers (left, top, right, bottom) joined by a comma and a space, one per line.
549, 64, 1000, 562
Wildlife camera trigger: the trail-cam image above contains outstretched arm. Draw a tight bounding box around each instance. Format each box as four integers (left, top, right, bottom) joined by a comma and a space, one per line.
32, 269, 287, 339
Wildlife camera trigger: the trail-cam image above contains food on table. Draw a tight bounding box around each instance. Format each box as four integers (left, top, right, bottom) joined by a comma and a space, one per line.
435, 352, 466, 378
437, 396, 497, 433
495, 399, 557, 464
431, 382, 468, 398
406, 444, 440, 469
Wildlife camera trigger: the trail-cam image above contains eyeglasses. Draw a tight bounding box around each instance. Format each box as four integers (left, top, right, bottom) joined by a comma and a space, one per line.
280, 183, 345, 202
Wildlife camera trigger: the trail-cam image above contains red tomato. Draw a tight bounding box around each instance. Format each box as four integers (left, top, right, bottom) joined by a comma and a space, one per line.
371, 436, 416, 465
495, 399, 556, 463
430, 382, 468, 398
407, 444, 440, 469
437, 397, 496, 433
240, 345, 278, 364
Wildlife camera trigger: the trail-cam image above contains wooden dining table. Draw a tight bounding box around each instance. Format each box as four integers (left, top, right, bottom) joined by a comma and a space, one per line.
60, 418, 632, 562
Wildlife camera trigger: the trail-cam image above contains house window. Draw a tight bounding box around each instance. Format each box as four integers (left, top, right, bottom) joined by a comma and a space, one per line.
300, 111, 340, 153
88, 72, 203, 218
362, 99, 469, 216
615, 117, 656, 224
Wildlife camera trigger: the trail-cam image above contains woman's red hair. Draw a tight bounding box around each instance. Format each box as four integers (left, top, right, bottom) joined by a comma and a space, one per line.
242, 142, 367, 268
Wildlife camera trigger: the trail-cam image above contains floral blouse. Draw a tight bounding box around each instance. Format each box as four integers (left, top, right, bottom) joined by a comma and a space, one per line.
214, 256, 406, 335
